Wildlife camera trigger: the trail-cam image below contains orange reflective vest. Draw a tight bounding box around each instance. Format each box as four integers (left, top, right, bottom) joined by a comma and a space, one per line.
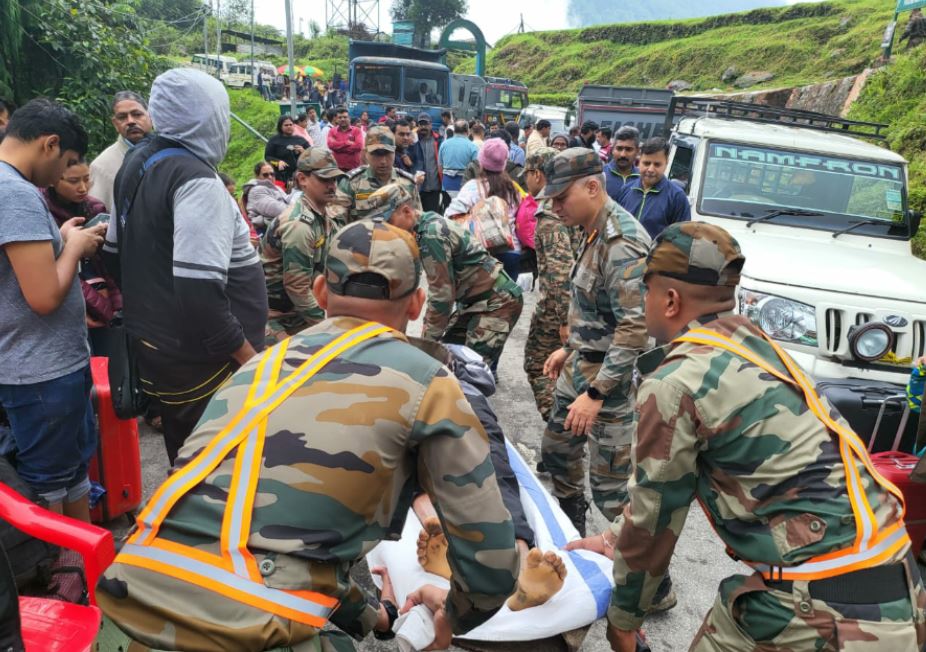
674, 327, 910, 582
115, 321, 391, 627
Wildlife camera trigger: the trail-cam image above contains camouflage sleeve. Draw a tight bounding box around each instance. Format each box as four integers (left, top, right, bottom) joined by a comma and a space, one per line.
279, 218, 324, 324
535, 219, 574, 328
591, 244, 648, 397
329, 576, 380, 639
414, 370, 519, 634
608, 376, 698, 630
419, 222, 457, 340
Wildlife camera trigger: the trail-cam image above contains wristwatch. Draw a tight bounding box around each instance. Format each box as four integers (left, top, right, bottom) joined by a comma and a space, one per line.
373, 599, 398, 640
586, 385, 604, 401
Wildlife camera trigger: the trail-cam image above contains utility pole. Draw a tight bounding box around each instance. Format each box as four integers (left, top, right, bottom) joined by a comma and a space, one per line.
215, 0, 222, 75
250, 0, 255, 84
284, 0, 298, 116
518, 13, 525, 34
202, 0, 209, 56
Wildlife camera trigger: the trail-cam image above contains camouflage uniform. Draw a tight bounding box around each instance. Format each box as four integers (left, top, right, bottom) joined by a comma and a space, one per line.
609, 222, 926, 649
522, 148, 577, 421
537, 149, 651, 528
96, 220, 519, 652
336, 126, 420, 224
260, 148, 345, 344
362, 183, 524, 369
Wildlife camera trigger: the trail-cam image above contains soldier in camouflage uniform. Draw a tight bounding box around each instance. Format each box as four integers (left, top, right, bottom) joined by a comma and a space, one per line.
538, 149, 651, 538
336, 125, 420, 224
521, 147, 578, 421
571, 222, 926, 652
95, 219, 520, 652
260, 147, 345, 344
361, 183, 524, 369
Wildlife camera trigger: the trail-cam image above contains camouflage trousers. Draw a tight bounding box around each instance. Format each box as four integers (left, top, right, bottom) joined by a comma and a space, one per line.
523, 312, 563, 422
690, 557, 926, 651
444, 283, 523, 368
96, 614, 357, 652
540, 353, 634, 521
265, 312, 312, 347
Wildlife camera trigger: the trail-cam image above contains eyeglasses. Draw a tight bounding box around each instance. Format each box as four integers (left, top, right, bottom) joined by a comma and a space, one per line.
259, 172, 274, 178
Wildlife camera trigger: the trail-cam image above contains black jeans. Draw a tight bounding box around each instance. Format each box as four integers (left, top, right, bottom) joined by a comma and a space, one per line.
419, 190, 443, 214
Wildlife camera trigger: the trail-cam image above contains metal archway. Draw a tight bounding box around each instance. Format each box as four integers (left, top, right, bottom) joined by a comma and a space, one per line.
438, 19, 487, 77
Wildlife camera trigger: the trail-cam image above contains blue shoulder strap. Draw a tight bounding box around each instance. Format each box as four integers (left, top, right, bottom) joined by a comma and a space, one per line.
118, 147, 196, 228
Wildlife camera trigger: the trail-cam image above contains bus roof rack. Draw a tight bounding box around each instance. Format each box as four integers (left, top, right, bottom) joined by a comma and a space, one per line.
664, 96, 887, 140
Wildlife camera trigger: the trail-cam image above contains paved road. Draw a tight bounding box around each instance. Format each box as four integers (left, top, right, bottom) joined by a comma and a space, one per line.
129, 284, 742, 651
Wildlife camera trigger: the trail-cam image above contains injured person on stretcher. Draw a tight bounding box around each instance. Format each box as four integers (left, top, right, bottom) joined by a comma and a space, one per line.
368, 340, 614, 649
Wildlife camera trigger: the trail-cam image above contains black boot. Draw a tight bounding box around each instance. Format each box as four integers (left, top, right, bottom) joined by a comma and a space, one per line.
648, 572, 678, 613
558, 494, 587, 537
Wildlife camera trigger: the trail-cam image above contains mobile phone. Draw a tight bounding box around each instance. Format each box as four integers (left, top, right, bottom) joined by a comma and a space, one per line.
82, 213, 111, 229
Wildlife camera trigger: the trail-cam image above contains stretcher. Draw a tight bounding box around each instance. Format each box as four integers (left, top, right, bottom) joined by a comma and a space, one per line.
367, 440, 614, 646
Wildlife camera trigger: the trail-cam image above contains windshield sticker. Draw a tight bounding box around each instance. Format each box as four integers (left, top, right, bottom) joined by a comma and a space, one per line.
710, 144, 902, 181
885, 189, 903, 210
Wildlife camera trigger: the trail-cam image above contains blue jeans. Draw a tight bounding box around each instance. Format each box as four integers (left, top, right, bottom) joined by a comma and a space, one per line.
0, 366, 96, 503
494, 250, 522, 281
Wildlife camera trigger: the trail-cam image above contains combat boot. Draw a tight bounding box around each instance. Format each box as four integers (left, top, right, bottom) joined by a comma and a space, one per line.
558, 494, 588, 537
647, 573, 677, 613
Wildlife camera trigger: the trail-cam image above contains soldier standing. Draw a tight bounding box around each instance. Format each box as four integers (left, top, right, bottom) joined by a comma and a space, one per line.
260, 147, 345, 343
361, 183, 524, 370
522, 147, 578, 422
96, 219, 520, 652
570, 222, 926, 652
539, 148, 651, 540
337, 125, 420, 223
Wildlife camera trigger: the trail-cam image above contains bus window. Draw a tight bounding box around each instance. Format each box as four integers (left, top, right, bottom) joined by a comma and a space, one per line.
353, 64, 400, 101
405, 68, 446, 105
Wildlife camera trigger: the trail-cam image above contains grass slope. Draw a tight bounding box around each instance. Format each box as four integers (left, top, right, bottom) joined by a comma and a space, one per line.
464, 0, 892, 98
220, 89, 281, 187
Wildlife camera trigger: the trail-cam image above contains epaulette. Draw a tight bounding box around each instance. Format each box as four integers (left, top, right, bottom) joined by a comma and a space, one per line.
604, 214, 623, 241
346, 165, 367, 179
395, 168, 416, 182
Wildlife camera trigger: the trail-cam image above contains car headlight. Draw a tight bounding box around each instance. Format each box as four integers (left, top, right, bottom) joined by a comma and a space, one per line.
848, 322, 894, 362
739, 290, 818, 347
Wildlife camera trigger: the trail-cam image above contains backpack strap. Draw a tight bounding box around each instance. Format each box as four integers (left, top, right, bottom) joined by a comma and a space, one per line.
117, 147, 196, 233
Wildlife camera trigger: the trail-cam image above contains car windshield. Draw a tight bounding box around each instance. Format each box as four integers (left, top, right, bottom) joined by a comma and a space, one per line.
353, 63, 400, 101
404, 67, 447, 105
486, 88, 527, 110
700, 142, 907, 231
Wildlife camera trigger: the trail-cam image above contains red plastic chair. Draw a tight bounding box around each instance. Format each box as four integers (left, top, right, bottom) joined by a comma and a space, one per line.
0, 483, 115, 651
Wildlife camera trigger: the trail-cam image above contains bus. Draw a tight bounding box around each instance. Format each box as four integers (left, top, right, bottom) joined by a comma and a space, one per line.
190, 53, 236, 77
223, 60, 276, 88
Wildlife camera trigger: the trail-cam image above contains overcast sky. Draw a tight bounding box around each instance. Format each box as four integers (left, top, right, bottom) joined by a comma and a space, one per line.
252, 0, 818, 48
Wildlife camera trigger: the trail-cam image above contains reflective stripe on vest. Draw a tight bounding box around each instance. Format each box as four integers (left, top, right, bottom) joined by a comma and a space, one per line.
116, 321, 391, 626
674, 327, 910, 582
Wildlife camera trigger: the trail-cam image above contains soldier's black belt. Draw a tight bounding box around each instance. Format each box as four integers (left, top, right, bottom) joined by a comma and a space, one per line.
766, 562, 909, 604
268, 296, 294, 312
578, 351, 606, 363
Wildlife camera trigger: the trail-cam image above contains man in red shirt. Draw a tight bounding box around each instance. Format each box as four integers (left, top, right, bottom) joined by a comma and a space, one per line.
326, 107, 363, 172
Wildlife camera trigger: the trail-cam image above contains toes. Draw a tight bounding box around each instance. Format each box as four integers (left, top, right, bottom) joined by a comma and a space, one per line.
423, 517, 443, 536
526, 548, 543, 567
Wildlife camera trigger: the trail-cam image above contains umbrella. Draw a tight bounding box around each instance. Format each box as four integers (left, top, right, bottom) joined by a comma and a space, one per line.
276, 64, 306, 75
303, 65, 324, 78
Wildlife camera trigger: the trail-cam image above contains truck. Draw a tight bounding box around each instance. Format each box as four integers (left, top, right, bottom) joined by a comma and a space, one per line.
575, 85, 676, 138
347, 41, 451, 124
450, 73, 487, 122
663, 97, 925, 389
482, 76, 529, 126
222, 60, 276, 89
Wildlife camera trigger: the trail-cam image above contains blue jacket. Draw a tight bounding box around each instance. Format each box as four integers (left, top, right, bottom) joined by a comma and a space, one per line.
618, 175, 691, 239
605, 161, 639, 203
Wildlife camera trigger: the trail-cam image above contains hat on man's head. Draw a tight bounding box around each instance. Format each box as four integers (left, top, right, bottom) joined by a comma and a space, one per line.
416, 112, 431, 124
325, 218, 421, 300
365, 183, 416, 223
365, 126, 396, 153
645, 222, 745, 287
297, 147, 344, 178
525, 146, 558, 173
537, 147, 603, 199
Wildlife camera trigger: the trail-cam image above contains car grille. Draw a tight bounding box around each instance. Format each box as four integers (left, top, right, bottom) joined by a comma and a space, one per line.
823, 308, 926, 364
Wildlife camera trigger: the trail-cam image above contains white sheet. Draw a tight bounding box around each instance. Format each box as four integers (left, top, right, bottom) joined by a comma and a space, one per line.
367, 441, 614, 644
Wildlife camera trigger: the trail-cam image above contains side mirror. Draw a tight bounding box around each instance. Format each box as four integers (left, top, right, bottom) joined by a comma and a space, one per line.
909, 209, 923, 236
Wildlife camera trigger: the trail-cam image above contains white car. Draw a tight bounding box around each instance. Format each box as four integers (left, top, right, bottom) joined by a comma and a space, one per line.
666, 99, 925, 387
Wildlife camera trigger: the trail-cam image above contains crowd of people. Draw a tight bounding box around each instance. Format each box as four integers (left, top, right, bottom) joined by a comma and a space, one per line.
0, 64, 924, 652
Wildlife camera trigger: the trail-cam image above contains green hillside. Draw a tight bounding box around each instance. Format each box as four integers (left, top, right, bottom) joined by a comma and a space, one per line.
463, 0, 893, 101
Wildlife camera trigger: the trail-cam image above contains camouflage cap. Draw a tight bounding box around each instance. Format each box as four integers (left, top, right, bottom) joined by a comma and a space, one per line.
537, 147, 604, 199
645, 221, 745, 287
525, 146, 558, 172
297, 147, 344, 178
325, 218, 421, 299
364, 183, 416, 222
365, 125, 396, 153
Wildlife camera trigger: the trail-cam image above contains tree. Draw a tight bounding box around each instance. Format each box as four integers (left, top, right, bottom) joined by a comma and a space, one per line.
391, 0, 467, 48
309, 19, 322, 39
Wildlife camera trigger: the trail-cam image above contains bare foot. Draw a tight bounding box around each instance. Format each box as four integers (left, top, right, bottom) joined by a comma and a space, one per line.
506, 548, 567, 611
417, 517, 451, 579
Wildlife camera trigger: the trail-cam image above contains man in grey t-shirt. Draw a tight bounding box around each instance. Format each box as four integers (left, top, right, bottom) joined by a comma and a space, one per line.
0, 99, 106, 521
